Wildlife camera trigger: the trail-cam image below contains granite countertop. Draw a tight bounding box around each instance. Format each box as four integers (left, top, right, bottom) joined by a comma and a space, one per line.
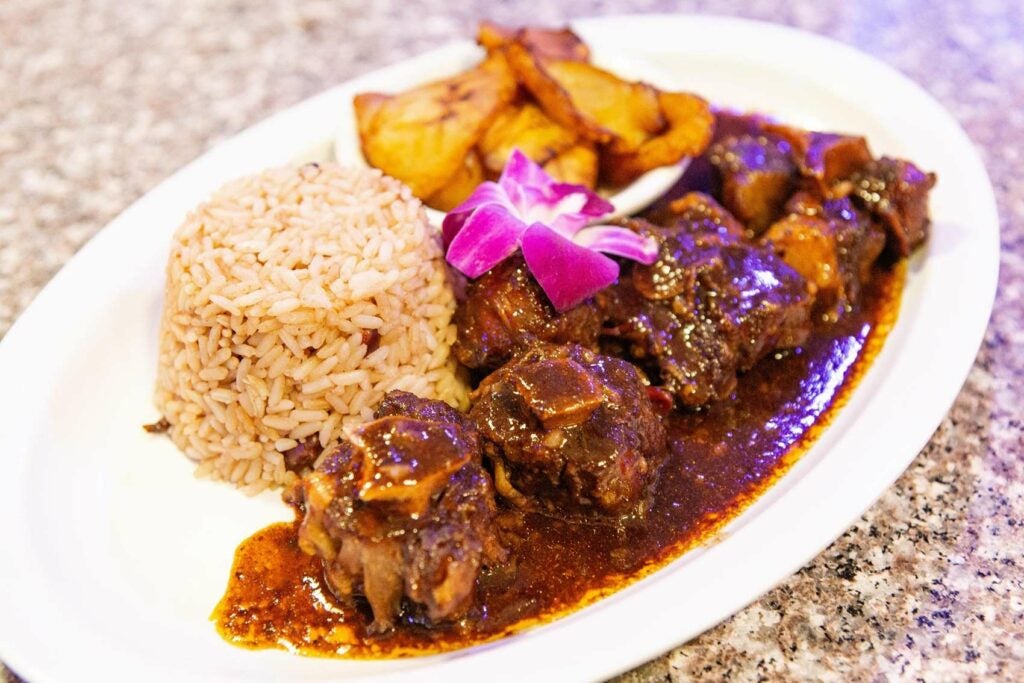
2, 0, 1021, 680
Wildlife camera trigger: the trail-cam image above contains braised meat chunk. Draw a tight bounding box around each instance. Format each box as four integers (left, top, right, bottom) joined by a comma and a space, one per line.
763, 194, 885, 320
453, 255, 602, 371
849, 157, 936, 256
709, 133, 797, 235
764, 124, 873, 196
600, 213, 813, 406
599, 264, 738, 406
470, 343, 667, 517
715, 233, 813, 368
658, 191, 745, 238
294, 391, 504, 631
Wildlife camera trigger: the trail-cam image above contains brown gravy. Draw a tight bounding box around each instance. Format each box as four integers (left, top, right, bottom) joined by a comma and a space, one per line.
213, 264, 903, 658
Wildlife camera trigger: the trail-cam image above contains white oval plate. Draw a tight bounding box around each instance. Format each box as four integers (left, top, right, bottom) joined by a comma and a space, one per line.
0, 14, 998, 683
333, 45, 687, 224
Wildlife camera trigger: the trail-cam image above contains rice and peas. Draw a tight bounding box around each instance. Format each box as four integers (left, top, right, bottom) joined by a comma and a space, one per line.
154, 163, 468, 494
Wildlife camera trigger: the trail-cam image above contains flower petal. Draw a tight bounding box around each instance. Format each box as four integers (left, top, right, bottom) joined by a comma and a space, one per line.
572, 224, 660, 264
525, 187, 612, 237
446, 204, 528, 278
498, 149, 550, 195
500, 149, 613, 236
441, 181, 515, 248
521, 223, 620, 311
550, 182, 614, 218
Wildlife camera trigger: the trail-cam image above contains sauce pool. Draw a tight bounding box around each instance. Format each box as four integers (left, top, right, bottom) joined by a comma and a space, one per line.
213, 264, 904, 658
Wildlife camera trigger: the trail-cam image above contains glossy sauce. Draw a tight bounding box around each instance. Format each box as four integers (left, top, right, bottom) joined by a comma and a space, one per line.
214, 264, 903, 658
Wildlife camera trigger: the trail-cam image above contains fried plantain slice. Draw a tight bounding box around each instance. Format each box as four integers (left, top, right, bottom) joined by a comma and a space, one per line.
352, 92, 389, 134
353, 54, 517, 199
477, 99, 579, 178
425, 150, 486, 211
600, 91, 714, 187
505, 40, 596, 138
542, 142, 599, 188
505, 40, 663, 152
477, 21, 590, 62
544, 60, 664, 152
476, 20, 514, 51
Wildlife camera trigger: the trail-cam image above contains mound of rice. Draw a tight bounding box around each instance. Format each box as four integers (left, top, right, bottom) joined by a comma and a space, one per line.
155, 163, 468, 493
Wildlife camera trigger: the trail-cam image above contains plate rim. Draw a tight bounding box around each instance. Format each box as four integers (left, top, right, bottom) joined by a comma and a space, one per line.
0, 13, 999, 683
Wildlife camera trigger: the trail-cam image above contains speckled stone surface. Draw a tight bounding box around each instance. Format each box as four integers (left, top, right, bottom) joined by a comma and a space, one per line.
2, 1, 1021, 681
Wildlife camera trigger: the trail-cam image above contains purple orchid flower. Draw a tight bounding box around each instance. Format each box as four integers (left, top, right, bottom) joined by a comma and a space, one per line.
442, 149, 658, 311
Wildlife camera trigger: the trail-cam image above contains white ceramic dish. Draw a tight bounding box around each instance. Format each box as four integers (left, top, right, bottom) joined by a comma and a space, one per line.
0, 14, 998, 683
333, 46, 687, 224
